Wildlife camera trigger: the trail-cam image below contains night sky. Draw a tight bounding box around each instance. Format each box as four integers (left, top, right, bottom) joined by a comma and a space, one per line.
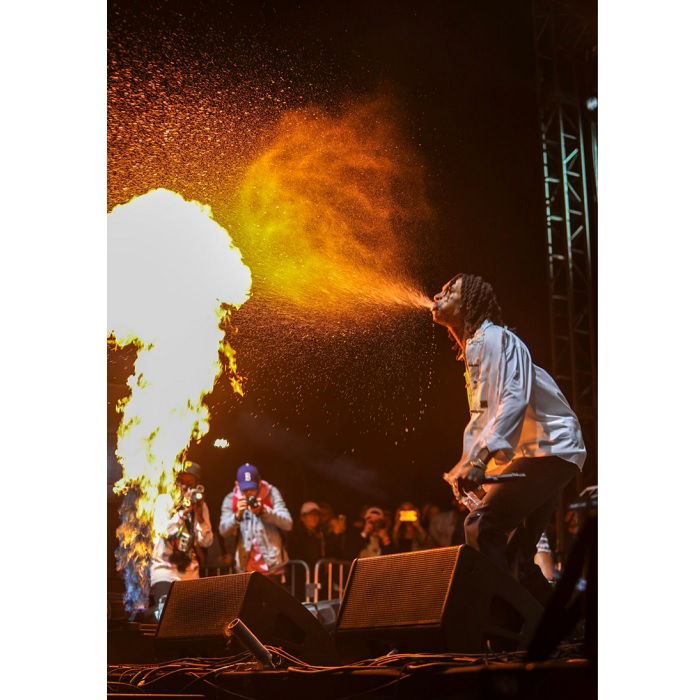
107, 0, 597, 542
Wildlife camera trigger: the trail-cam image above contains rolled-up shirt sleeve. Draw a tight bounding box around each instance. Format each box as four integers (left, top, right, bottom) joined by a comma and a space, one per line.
480, 330, 533, 460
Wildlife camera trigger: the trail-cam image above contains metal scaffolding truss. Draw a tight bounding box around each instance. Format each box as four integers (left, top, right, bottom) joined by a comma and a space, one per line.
533, 0, 597, 460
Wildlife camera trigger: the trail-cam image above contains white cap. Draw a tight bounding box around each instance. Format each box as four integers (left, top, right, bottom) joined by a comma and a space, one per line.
300, 501, 321, 515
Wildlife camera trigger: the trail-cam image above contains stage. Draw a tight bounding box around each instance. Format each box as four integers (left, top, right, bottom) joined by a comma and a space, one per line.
108, 621, 594, 699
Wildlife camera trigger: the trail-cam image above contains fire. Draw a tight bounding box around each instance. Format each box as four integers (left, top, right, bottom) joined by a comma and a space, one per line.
108, 188, 251, 612
231, 97, 433, 317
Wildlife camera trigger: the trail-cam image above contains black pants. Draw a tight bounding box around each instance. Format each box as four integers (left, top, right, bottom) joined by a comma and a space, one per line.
464, 456, 578, 605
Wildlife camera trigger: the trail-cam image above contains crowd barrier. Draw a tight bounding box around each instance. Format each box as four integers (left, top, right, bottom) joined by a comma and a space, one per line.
201, 557, 352, 603
312, 558, 352, 603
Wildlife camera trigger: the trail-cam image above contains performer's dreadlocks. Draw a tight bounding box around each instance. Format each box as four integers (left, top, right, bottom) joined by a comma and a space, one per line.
445, 273, 504, 356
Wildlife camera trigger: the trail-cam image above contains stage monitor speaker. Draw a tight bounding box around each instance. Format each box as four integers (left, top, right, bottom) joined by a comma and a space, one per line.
302, 598, 340, 635
335, 545, 543, 659
155, 572, 337, 665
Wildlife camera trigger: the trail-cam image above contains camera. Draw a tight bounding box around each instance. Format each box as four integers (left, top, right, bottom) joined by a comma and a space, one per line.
170, 528, 194, 572
185, 485, 205, 507
246, 495, 261, 509
176, 530, 192, 552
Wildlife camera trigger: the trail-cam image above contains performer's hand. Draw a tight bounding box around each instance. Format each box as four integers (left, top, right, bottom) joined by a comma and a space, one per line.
457, 462, 487, 493
445, 476, 462, 503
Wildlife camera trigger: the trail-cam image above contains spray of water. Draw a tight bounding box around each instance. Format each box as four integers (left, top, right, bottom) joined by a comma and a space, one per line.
229, 97, 433, 318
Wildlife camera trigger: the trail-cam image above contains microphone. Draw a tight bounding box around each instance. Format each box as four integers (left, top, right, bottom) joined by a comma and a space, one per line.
483, 473, 527, 483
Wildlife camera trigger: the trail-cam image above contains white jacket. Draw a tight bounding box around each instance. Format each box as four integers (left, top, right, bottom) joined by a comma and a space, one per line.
448, 320, 586, 484
219, 481, 292, 573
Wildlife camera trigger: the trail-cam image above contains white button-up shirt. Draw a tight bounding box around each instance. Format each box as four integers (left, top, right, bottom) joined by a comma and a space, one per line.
447, 320, 586, 483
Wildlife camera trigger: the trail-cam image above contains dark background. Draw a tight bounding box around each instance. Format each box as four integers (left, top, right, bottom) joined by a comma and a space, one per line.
108, 0, 597, 560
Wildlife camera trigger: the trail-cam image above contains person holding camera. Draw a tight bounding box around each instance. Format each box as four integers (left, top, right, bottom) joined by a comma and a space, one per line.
392, 501, 432, 553
344, 506, 392, 559
149, 462, 213, 614
219, 463, 293, 575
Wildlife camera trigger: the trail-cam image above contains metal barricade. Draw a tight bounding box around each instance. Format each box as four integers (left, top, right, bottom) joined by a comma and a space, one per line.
269, 559, 311, 601
312, 558, 352, 603
201, 560, 312, 601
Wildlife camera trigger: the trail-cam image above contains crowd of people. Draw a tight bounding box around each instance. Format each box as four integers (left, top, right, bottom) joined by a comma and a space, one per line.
146, 460, 557, 616
286, 499, 466, 565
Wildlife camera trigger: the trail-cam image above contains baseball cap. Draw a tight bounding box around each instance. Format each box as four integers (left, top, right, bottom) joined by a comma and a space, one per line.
179, 461, 201, 481
237, 463, 259, 490
300, 501, 321, 515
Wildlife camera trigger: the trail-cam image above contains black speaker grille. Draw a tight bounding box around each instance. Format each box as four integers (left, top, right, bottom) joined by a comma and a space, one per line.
157, 573, 251, 640
338, 547, 461, 630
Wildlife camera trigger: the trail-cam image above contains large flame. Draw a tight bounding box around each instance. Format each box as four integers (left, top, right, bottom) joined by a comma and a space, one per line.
231, 98, 432, 317
108, 188, 251, 612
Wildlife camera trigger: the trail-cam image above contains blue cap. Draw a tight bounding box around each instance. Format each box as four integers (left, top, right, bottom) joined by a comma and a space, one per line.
237, 463, 259, 490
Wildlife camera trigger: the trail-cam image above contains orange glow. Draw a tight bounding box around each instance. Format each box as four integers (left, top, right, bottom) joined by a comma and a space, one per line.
231, 98, 432, 317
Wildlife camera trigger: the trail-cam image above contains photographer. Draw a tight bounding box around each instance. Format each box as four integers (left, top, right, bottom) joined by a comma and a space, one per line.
344, 506, 392, 559
392, 501, 432, 553
219, 463, 292, 575
149, 462, 213, 612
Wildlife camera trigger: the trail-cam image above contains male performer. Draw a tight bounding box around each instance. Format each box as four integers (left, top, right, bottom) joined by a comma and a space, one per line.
431, 273, 586, 603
